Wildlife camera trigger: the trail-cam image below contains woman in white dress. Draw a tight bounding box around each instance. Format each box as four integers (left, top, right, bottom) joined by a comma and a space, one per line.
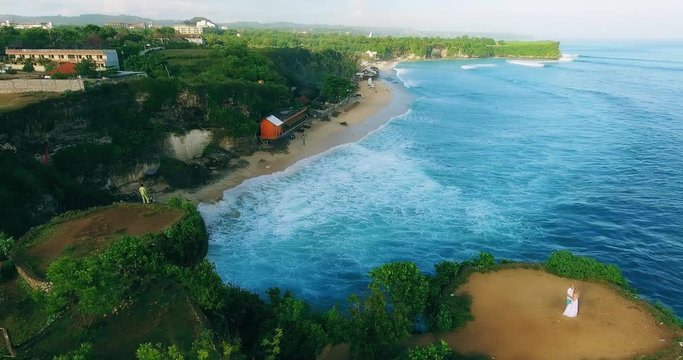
563, 290, 580, 317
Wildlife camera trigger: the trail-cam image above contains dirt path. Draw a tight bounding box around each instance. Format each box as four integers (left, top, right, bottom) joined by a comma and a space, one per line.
25, 204, 184, 275
411, 269, 674, 360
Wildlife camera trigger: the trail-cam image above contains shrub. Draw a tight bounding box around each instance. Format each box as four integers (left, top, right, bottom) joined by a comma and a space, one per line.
53, 342, 94, 360
544, 250, 630, 289
652, 302, 683, 328
158, 157, 210, 189
23, 59, 34, 72
0, 232, 14, 260
46, 235, 161, 325
473, 252, 495, 270
47, 255, 128, 325
0, 259, 15, 280
325, 306, 351, 345
163, 199, 208, 266
429, 294, 473, 333
265, 289, 327, 359
369, 262, 429, 319
399, 340, 453, 360
425, 261, 474, 332
136, 343, 175, 360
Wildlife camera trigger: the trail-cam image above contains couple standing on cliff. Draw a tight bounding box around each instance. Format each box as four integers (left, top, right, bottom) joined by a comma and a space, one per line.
563, 285, 580, 317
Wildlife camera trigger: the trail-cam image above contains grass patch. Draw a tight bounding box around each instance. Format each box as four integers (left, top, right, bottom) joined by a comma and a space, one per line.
0, 93, 60, 114
0, 277, 52, 348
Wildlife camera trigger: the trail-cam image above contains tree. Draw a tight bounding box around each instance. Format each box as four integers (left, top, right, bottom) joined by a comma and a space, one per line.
22, 59, 34, 72
53, 343, 94, 360
325, 262, 433, 359
0, 232, 14, 260
399, 340, 453, 360
124, 53, 166, 78
369, 262, 429, 319
321, 76, 355, 102
37, 58, 56, 72
265, 289, 327, 359
76, 59, 98, 78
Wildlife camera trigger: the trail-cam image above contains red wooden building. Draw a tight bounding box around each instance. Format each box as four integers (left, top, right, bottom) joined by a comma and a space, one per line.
259, 108, 308, 141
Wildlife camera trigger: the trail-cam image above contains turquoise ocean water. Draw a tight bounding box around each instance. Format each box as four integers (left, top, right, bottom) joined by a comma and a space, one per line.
200, 42, 683, 316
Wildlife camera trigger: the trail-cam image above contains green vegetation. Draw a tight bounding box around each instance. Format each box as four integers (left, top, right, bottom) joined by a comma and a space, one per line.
399, 340, 453, 360
0, 233, 15, 281
211, 30, 560, 59
321, 255, 499, 360
75, 59, 98, 78
0, 233, 14, 260
1, 200, 681, 359
544, 250, 631, 290
0, 93, 60, 114
22, 59, 34, 72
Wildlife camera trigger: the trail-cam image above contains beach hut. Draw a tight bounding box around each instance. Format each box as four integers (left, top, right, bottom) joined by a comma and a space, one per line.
259, 115, 284, 140
259, 108, 309, 141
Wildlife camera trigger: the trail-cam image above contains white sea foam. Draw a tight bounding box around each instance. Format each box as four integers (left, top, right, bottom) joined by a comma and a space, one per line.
461, 64, 496, 70
394, 67, 418, 88
506, 60, 545, 67
559, 53, 579, 62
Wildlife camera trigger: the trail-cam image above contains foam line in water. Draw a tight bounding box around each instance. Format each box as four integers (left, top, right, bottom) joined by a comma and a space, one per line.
395, 67, 419, 88
559, 54, 579, 62
461, 64, 497, 70
506, 60, 546, 67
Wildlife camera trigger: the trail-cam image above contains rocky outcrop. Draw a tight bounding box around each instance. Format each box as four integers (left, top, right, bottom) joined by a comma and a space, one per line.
166, 129, 213, 162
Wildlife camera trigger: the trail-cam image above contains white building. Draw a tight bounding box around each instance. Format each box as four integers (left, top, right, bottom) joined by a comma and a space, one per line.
173, 18, 218, 35
6, 49, 120, 71
1, 20, 53, 29
195, 19, 216, 29
173, 24, 203, 35
183, 36, 205, 45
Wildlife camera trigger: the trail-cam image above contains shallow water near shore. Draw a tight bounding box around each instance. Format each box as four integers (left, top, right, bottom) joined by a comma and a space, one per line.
201, 42, 683, 315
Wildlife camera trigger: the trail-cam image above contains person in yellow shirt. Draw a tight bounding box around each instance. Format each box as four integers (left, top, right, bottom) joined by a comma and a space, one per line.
139, 183, 151, 204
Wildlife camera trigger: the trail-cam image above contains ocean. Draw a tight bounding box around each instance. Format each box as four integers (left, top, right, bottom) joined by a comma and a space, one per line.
200, 42, 683, 316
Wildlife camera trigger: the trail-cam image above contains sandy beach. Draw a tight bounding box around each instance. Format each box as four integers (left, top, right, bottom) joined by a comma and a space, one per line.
162, 63, 410, 204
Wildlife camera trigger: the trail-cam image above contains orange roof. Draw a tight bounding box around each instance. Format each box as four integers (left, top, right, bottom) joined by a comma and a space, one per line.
48, 62, 77, 75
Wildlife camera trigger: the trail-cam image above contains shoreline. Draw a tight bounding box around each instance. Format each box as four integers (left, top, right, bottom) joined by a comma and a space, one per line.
162, 62, 412, 204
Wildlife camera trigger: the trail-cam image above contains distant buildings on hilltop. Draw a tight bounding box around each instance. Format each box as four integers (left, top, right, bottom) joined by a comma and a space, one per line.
173, 17, 217, 35
104, 21, 154, 29
171, 17, 222, 46
1, 20, 53, 30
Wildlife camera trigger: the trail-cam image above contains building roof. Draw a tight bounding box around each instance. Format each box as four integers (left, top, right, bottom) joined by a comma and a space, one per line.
264, 115, 284, 126
48, 62, 77, 75
6, 49, 116, 54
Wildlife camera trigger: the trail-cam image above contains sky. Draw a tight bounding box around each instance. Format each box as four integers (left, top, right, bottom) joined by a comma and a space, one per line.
2, 0, 682, 40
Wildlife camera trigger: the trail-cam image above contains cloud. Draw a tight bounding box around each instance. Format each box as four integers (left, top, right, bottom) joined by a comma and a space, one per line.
350, 0, 367, 18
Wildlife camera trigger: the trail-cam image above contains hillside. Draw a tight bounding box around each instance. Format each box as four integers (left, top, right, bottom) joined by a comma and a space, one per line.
0, 13, 528, 38
0, 41, 358, 238
1, 200, 215, 358
0, 14, 179, 26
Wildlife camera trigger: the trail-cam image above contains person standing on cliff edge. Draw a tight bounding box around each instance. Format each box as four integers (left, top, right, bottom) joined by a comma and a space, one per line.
139, 183, 151, 204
